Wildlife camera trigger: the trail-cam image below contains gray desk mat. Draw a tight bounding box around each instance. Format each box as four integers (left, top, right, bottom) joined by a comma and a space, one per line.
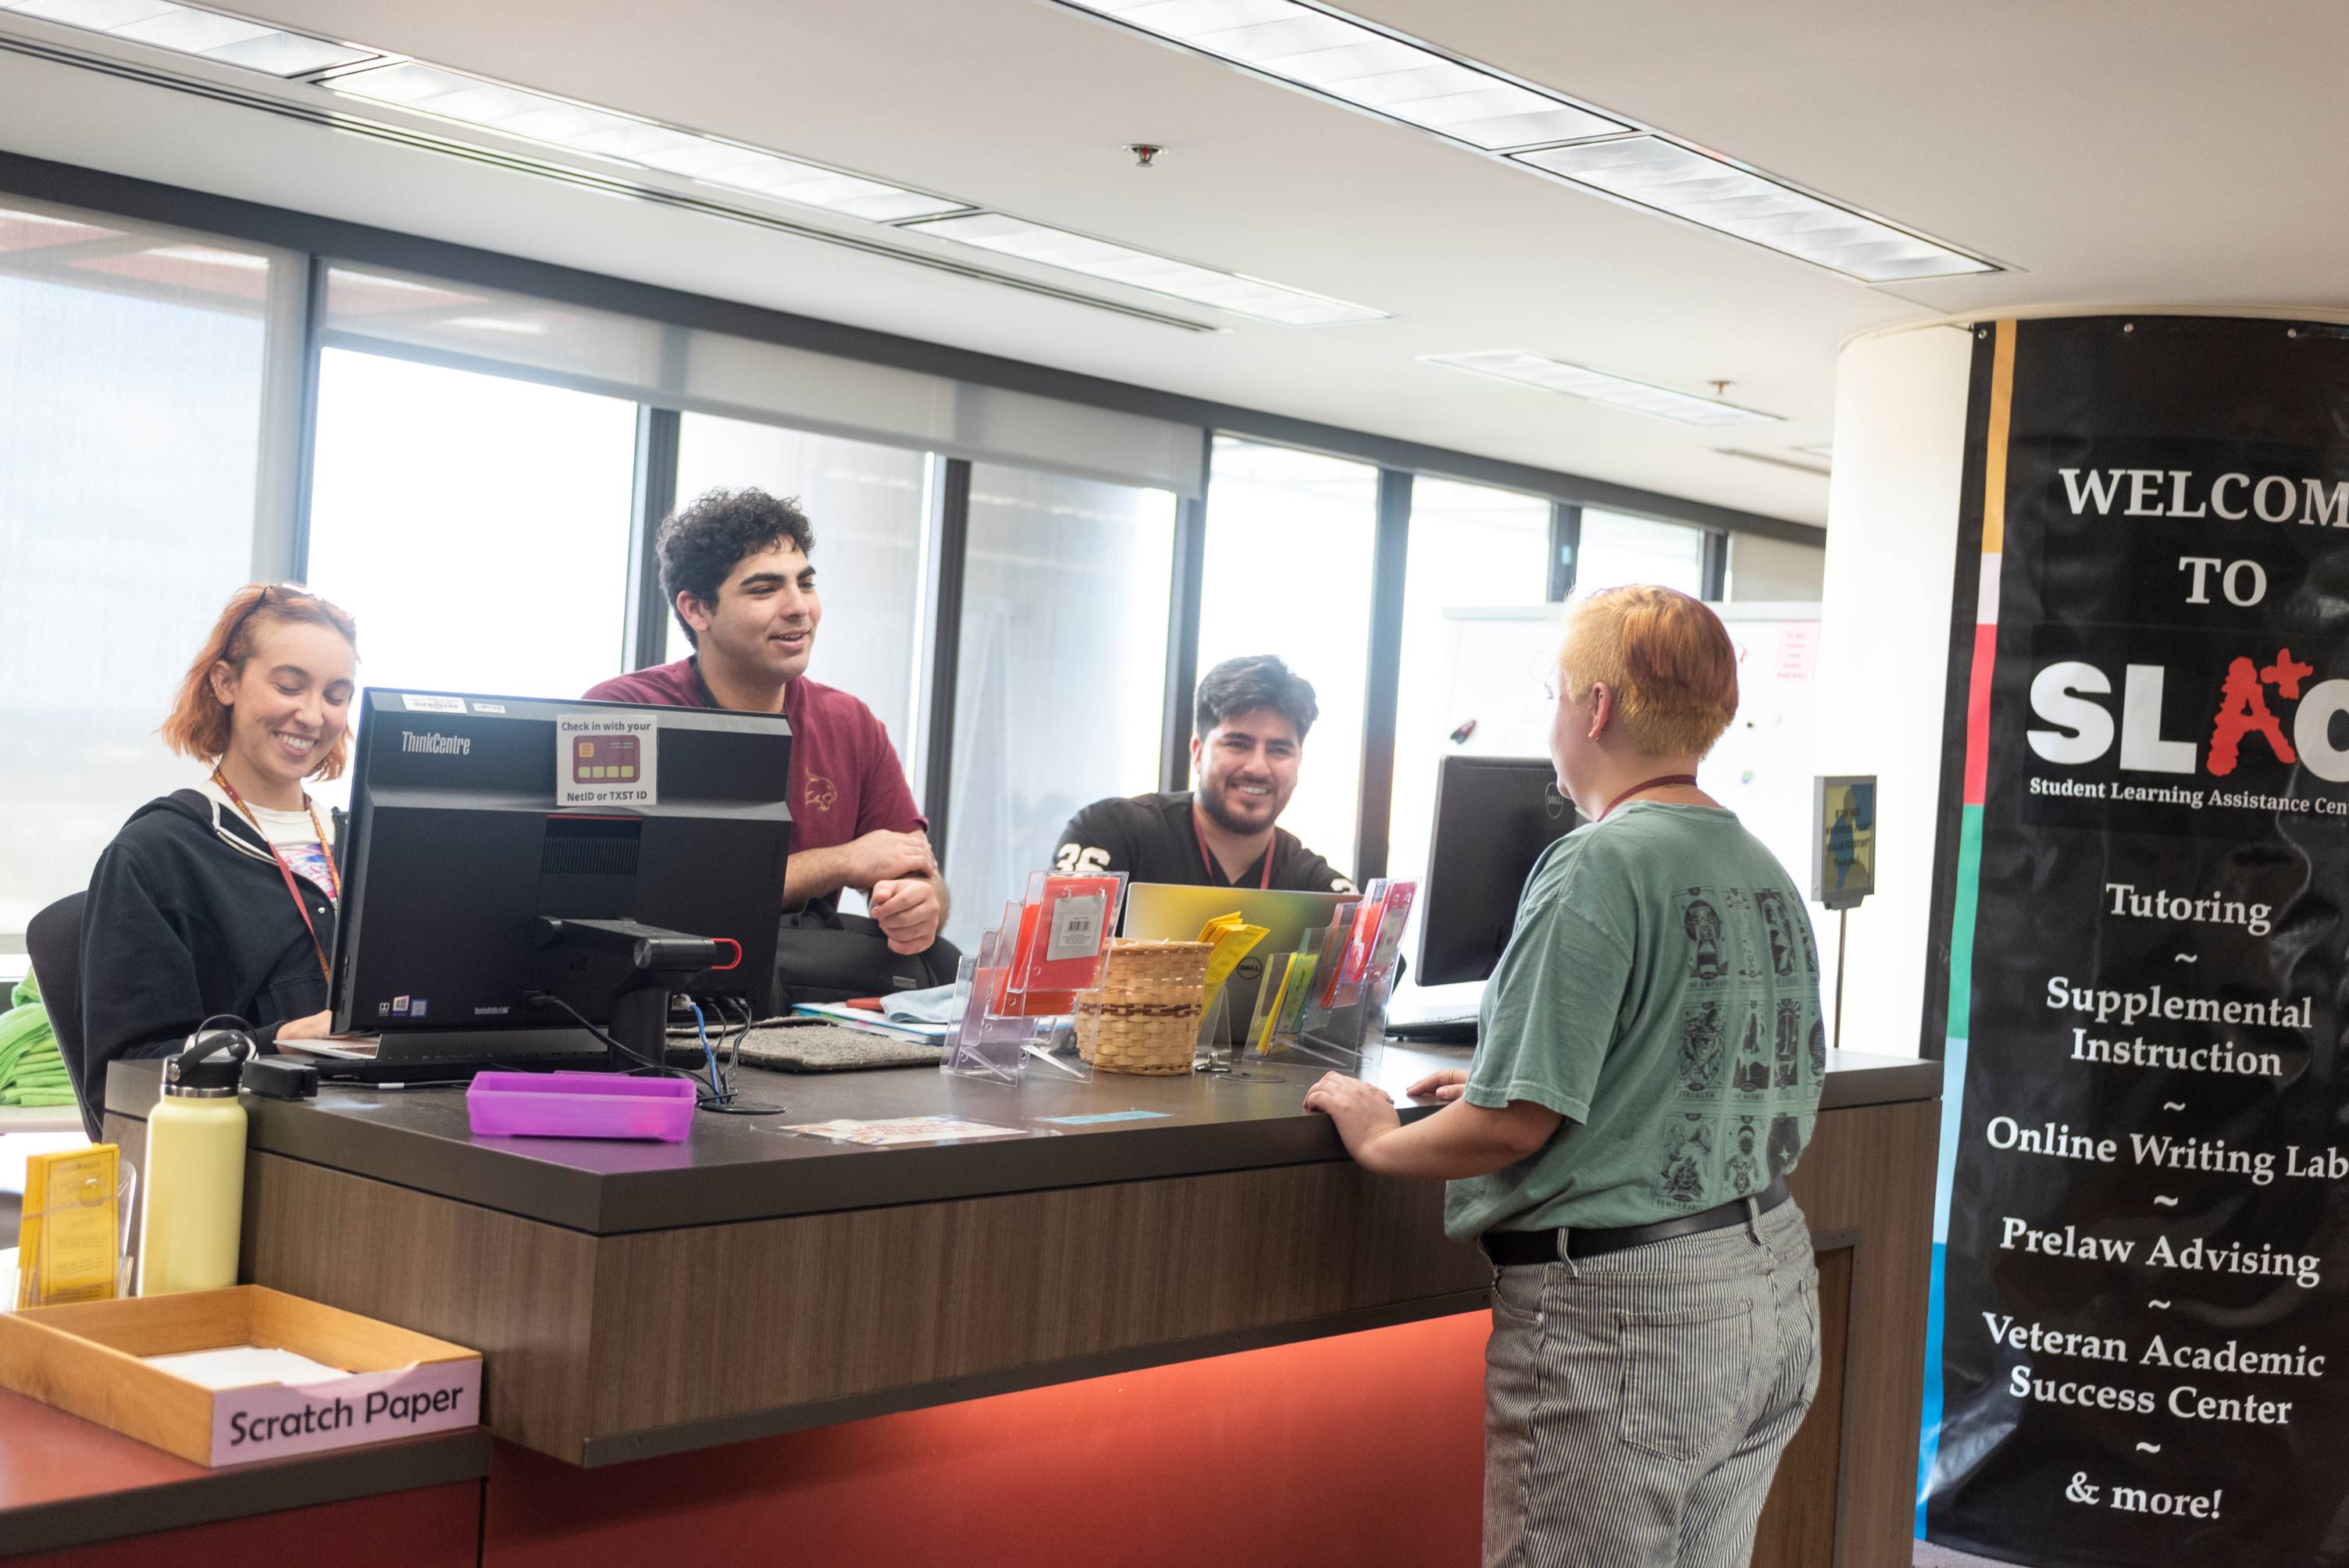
670, 1017, 944, 1072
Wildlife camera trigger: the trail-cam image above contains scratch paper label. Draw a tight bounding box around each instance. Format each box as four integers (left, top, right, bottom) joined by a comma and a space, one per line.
206, 1360, 479, 1466
557, 714, 658, 807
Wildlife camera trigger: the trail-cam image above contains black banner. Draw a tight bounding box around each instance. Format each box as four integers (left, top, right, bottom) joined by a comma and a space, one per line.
1927, 315, 2349, 1565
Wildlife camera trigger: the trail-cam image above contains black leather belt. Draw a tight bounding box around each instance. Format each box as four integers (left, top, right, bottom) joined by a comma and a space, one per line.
1479, 1176, 1791, 1266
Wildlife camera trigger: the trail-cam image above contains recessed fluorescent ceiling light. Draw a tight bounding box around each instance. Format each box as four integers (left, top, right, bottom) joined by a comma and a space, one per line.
900, 212, 1385, 325
1513, 137, 1991, 283
1054, 2, 1994, 284
1428, 351, 1779, 426
325, 62, 969, 223
2, 0, 372, 75
1059, 0, 1619, 150
0, 2, 1382, 325
1716, 447, 1831, 477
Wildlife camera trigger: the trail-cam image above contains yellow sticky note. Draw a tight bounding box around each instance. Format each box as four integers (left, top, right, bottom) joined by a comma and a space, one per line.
20, 1144, 120, 1309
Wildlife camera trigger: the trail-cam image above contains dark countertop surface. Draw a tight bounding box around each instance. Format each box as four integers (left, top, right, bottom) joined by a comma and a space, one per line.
108, 1046, 1942, 1236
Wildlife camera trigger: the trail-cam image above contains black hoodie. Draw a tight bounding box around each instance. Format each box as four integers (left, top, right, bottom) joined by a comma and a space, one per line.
77, 789, 337, 1117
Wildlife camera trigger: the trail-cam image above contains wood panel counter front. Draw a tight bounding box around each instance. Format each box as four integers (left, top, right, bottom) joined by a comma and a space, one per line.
103, 1046, 1941, 1567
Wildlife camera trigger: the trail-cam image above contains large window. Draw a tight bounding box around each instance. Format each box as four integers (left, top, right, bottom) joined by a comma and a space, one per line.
1575, 508, 1708, 597
944, 465, 1174, 947
672, 414, 932, 763
1196, 438, 1378, 875
304, 348, 639, 804
1386, 479, 1553, 883
2, 181, 1803, 970
0, 201, 284, 947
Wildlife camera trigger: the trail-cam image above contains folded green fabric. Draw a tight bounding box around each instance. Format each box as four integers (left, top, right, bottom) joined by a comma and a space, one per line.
0, 969, 69, 1107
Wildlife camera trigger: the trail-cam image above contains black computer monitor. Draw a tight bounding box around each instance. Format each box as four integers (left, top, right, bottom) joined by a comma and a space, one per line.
1414, 755, 1581, 985
326, 689, 792, 1077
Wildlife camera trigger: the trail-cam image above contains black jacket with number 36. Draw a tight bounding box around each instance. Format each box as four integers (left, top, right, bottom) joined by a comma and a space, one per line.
1053, 790, 1356, 893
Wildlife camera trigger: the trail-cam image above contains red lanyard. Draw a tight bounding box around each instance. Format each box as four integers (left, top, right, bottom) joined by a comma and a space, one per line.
1598, 773, 1699, 821
212, 770, 338, 985
1193, 807, 1274, 889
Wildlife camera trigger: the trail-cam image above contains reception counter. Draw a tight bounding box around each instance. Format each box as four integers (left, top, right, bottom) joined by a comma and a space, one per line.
65, 1045, 1941, 1567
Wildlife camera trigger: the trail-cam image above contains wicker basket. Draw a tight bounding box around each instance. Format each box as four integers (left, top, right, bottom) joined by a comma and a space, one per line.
1074, 939, 1214, 1074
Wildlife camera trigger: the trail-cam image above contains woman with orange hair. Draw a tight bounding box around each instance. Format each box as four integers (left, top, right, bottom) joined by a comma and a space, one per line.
74, 585, 358, 1115
1308, 585, 1824, 1568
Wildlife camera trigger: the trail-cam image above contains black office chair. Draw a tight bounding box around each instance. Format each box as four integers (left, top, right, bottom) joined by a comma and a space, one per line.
24, 893, 98, 1142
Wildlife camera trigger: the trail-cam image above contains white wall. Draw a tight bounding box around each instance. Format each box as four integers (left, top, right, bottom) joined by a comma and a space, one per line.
1727, 530, 1827, 600
1814, 323, 1975, 1057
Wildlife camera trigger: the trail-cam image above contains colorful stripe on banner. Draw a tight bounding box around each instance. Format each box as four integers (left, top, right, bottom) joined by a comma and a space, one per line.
1944, 805, 1984, 1044
1919, 318, 2015, 1538
1962, 622, 1997, 807
1981, 319, 2015, 555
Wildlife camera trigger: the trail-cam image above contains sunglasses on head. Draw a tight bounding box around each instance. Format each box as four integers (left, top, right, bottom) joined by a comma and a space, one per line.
223, 583, 312, 655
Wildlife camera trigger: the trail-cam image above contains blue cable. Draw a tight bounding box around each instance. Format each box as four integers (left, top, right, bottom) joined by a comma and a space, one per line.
683, 999, 721, 1100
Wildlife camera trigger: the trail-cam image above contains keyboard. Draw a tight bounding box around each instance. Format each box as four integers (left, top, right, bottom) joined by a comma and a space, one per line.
1382, 995, 1481, 1043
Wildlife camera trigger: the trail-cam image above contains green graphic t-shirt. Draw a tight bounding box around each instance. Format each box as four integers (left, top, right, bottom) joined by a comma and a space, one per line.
1442, 802, 1826, 1241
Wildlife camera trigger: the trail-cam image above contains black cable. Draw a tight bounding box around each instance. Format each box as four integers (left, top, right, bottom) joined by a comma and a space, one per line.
530, 990, 789, 1116
528, 992, 688, 1079
691, 992, 789, 1116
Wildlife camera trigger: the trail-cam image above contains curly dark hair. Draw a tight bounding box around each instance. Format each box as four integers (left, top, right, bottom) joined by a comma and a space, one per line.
657, 487, 816, 647
1194, 654, 1318, 740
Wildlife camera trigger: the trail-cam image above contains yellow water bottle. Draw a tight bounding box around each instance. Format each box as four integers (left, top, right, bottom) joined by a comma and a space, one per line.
137, 1029, 252, 1297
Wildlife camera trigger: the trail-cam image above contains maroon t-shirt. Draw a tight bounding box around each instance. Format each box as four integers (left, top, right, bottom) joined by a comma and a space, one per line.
582, 659, 925, 857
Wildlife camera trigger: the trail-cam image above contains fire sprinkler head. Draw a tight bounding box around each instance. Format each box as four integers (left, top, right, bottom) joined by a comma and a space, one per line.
1126, 143, 1166, 168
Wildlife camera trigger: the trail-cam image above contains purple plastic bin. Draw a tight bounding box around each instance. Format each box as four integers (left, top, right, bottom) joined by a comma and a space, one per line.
466, 1071, 696, 1142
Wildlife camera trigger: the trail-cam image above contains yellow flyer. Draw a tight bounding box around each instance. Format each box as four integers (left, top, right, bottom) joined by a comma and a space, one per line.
19, 1143, 120, 1308
1195, 914, 1270, 1019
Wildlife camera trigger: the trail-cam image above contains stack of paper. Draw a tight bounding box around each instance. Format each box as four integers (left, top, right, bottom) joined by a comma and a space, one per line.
790, 1002, 953, 1042
1194, 913, 1270, 1020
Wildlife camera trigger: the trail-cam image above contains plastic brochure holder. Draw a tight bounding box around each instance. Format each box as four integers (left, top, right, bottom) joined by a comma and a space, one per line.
941, 875, 1126, 1086
1240, 915, 1408, 1077
15, 1152, 137, 1312
940, 916, 1030, 1085
1333, 879, 1417, 1012
1002, 871, 1128, 1013
1189, 987, 1241, 1075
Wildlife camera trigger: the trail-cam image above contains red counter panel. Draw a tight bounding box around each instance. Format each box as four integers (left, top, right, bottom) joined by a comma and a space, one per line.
484, 1311, 1491, 1568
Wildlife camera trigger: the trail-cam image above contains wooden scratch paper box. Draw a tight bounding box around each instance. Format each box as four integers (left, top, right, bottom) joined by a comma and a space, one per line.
0, 1285, 480, 1466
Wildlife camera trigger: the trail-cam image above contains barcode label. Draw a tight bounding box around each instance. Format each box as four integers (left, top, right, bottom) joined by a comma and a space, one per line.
1046, 893, 1107, 963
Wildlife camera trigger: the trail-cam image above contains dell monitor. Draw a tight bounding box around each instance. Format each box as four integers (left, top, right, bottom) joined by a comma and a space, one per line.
325, 689, 792, 1078
1414, 755, 1582, 986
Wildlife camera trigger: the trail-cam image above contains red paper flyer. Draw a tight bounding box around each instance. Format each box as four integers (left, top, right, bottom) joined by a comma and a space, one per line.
1007, 872, 1125, 996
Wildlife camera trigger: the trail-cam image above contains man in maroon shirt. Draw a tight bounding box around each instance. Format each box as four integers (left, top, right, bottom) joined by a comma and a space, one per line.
586, 488, 950, 963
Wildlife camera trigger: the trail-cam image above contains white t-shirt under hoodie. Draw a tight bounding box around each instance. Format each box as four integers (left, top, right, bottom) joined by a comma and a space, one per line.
198, 779, 338, 903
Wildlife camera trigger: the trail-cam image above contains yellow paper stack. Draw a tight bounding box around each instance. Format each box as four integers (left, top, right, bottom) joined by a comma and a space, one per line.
18, 1144, 122, 1309
1194, 912, 1270, 1027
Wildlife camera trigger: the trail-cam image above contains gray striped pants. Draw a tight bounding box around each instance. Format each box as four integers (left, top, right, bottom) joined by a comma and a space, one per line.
1482, 1197, 1820, 1568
